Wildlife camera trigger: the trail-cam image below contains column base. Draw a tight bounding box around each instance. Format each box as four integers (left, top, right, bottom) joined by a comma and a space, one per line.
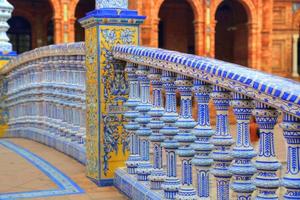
284, 188, 300, 200
162, 177, 181, 199
89, 177, 114, 187
292, 72, 299, 77
148, 168, 166, 190
136, 162, 153, 181
126, 154, 141, 174
176, 185, 198, 200
115, 167, 164, 200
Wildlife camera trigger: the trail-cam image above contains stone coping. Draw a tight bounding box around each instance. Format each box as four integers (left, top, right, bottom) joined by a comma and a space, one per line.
114, 168, 163, 200
0, 42, 85, 75
113, 45, 300, 118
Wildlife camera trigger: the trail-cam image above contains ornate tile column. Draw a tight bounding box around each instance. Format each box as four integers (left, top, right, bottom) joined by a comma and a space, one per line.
174, 75, 197, 199
148, 68, 166, 189
230, 93, 257, 200
191, 80, 214, 199
161, 71, 181, 199
80, 1, 145, 186
211, 86, 234, 200
124, 62, 141, 174
253, 102, 280, 199
135, 65, 153, 181
280, 113, 300, 200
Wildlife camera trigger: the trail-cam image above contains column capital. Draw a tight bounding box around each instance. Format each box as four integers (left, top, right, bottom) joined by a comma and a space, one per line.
293, 34, 300, 41
148, 68, 162, 86
211, 86, 232, 111
231, 93, 255, 119
175, 75, 193, 92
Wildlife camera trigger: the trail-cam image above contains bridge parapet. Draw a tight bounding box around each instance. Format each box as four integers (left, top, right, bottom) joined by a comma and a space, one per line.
0, 42, 87, 164
112, 45, 300, 200
1, 28, 300, 200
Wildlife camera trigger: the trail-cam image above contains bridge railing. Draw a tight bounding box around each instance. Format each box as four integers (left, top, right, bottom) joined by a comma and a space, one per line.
112, 45, 300, 200
0, 42, 86, 164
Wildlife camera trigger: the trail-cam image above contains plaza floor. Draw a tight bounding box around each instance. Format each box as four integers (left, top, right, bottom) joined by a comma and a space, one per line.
0, 138, 127, 200
0, 124, 287, 200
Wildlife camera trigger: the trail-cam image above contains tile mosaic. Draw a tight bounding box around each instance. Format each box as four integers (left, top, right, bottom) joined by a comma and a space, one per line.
112, 45, 300, 118
0, 140, 84, 199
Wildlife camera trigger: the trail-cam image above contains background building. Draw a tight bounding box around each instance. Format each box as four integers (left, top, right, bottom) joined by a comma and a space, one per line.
7, 0, 300, 77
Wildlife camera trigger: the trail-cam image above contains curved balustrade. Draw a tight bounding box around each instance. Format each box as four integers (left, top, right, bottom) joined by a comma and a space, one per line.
0, 42, 86, 164
113, 45, 300, 200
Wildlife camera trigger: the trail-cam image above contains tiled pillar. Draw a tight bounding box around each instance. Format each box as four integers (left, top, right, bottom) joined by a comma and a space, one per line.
80, 1, 145, 186
230, 93, 257, 200
191, 80, 214, 199
124, 62, 141, 174
148, 68, 166, 189
174, 75, 197, 199
135, 65, 153, 181
161, 71, 181, 199
280, 113, 300, 199
253, 102, 280, 199
211, 86, 234, 200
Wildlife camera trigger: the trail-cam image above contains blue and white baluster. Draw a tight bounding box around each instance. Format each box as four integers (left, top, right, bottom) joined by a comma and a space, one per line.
210, 86, 234, 200
253, 102, 280, 199
135, 65, 153, 181
280, 113, 300, 200
148, 68, 166, 189
174, 75, 197, 200
124, 63, 141, 174
161, 71, 181, 199
230, 93, 257, 200
191, 80, 214, 199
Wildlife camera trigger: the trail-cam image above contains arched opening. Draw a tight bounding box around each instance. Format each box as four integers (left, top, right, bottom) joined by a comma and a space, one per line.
75, 0, 94, 42
47, 20, 54, 45
158, 0, 195, 54
215, 0, 249, 66
7, 16, 31, 54
8, 0, 54, 51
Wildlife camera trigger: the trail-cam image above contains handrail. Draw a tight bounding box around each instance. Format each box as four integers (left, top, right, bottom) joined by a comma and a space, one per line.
113, 45, 300, 118
113, 45, 300, 200
0, 42, 85, 75
1, 42, 86, 164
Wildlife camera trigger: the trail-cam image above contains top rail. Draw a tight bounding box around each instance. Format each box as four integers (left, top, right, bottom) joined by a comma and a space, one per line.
113, 45, 300, 118
0, 42, 86, 75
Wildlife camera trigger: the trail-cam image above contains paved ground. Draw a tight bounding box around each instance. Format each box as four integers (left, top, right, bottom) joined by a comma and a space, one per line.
0, 144, 57, 194
0, 138, 127, 200
0, 123, 287, 200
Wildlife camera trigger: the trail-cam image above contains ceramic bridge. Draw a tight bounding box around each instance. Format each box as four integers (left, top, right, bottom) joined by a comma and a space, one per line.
0, 0, 299, 200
